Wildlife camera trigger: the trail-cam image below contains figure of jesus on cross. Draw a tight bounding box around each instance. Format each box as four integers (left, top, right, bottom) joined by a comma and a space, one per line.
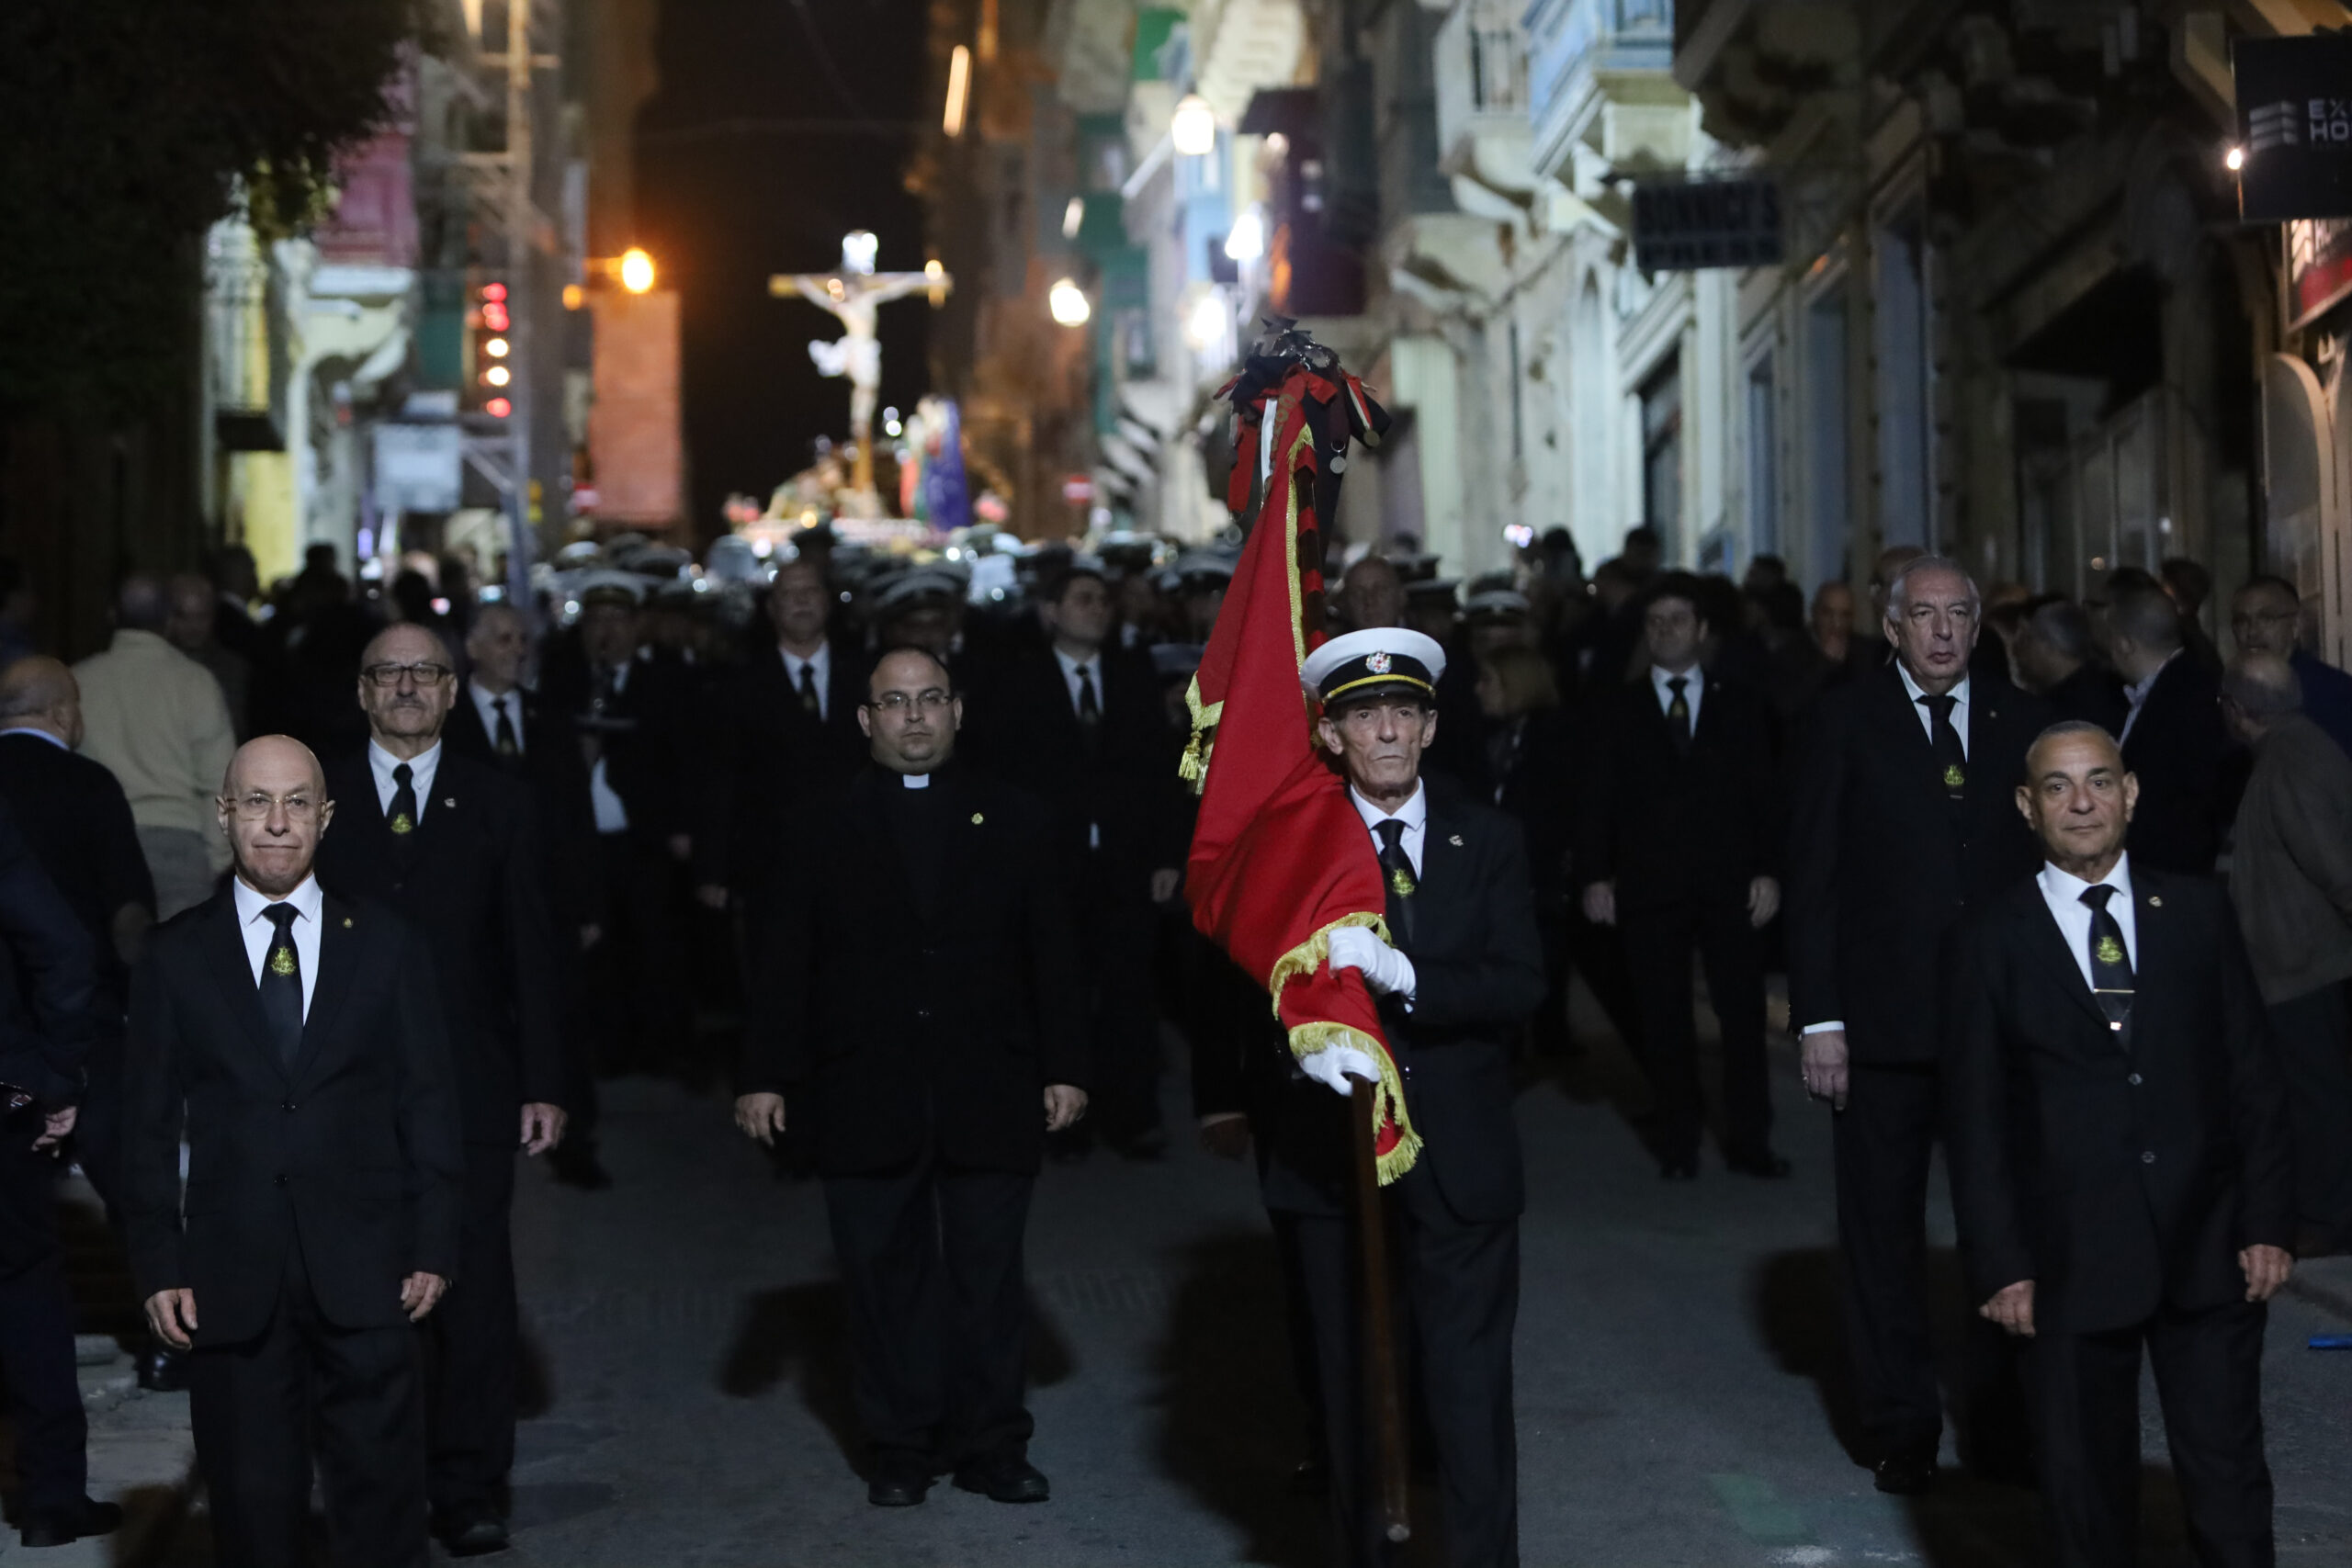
769, 231, 951, 510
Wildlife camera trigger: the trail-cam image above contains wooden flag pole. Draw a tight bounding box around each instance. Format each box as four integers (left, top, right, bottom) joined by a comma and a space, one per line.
1351, 1077, 1411, 1543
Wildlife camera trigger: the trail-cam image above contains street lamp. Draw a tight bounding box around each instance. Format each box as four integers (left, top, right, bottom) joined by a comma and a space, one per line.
619, 246, 656, 293
1171, 94, 1217, 157
1048, 276, 1091, 327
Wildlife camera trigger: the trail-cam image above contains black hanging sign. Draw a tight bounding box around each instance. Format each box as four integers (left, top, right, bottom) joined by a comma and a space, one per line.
2233, 33, 2352, 223
1632, 178, 1783, 272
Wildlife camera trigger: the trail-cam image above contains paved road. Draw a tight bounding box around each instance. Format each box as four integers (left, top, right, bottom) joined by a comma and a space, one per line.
85, 1023, 2352, 1566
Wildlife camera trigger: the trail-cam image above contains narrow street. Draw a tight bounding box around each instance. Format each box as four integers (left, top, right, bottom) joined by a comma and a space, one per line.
267, 1032, 2350, 1567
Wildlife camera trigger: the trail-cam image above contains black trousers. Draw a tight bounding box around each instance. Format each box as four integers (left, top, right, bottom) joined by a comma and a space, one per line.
188, 1240, 427, 1568
1620, 893, 1771, 1163
72, 1025, 127, 1220
424, 1147, 517, 1517
1833, 1060, 2024, 1460
2266, 979, 2352, 1241
0, 1124, 87, 1513
587, 833, 688, 1076
1078, 855, 1163, 1144
2030, 1299, 2273, 1568
822, 1152, 1035, 1464
1287, 1170, 1520, 1568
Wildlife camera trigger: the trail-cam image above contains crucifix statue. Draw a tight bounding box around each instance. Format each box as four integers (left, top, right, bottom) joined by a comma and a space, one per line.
769, 231, 951, 510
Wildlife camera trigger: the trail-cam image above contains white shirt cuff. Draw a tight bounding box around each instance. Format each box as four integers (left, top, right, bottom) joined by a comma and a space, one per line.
1800, 1021, 1845, 1036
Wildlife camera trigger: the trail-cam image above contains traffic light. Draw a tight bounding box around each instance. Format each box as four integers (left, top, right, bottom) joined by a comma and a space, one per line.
467, 279, 513, 416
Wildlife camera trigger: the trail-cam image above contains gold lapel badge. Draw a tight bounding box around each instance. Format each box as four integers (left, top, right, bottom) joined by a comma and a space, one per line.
1942, 763, 1966, 789
970, 812, 985, 826
1390, 867, 1418, 898
390, 813, 414, 835
1448, 834, 1464, 847
342, 918, 353, 929
2095, 934, 2125, 966
268, 945, 297, 977
2147, 896, 2162, 908
443, 797, 456, 808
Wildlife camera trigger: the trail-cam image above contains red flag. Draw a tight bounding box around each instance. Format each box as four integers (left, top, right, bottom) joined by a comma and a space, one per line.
1182, 341, 1417, 1182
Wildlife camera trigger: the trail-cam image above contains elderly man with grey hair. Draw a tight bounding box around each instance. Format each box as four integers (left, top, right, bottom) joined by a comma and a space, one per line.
73, 576, 238, 919
1787, 552, 2052, 1493
2222, 651, 2352, 1255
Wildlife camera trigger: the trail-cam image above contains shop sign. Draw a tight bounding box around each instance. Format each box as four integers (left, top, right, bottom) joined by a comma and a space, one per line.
2234, 34, 2352, 222
2286, 217, 2352, 332
1632, 178, 1782, 272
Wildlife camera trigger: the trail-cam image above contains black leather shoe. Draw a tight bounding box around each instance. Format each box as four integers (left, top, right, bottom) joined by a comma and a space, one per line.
954, 1450, 1050, 1504
866, 1450, 933, 1507
137, 1343, 188, 1393
435, 1509, 511, 1557
1872, 1446, 1939, 1495
1659, 1156, 1699, 1181
1725, 1151, 1793, 1179
19, 1496, 124, 1549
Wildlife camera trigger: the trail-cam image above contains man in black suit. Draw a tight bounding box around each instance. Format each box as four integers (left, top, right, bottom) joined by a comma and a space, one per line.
1786, 554, 2052, 1494
1577, 574, 1787, 1179
1271, 627, 1544, 1568
314, 623, 567, 1557
963, 565, 1182, 1156
2014, 599, 2128, 736
734, 647, 1086, 1509
0, 790, 120, 1551
1947, 721, 2293, 1568
0, 658, 155, 1211
2108, 585, 2226, 875
449, 603, 609, 1190
540, 575, 696, 1078
123, 736, 463, 1568
694, 556, 869, 908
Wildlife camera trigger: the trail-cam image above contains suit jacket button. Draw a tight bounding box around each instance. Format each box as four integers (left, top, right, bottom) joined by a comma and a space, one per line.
2141, 1151, 2156, 1165
275, 1173, 289, 1186
915, 1008, 932, 1021
281, 1100, 296, 1112
2127, 1073, 2142, 1087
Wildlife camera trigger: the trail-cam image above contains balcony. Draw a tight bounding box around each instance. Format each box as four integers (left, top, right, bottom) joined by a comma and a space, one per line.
1525, 0, 1687, 185
1435, 0, 1536, 196
1671, 0, 1858, 148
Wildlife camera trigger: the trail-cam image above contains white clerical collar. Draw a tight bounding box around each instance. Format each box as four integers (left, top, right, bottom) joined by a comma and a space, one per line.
900, 771, 933, 789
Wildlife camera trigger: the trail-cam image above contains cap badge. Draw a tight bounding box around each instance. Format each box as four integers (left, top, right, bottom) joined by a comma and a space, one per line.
1365, 650, 1392, 674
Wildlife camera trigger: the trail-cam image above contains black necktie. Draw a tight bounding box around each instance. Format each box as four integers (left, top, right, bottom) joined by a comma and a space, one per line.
797, 660, 820, 716
389, 762, 418, 836
492, 696, 519, 759
1075, 665, 1102, 752
2080, 885, 2134, 1039
258, 903, 304, 1064
1374, 818, 1416, 946
1920, 693, 1966, 802
1666, 675, 1692, 754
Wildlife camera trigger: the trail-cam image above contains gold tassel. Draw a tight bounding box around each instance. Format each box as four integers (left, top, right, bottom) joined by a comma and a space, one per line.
1287, 1021, 1422, 1185
1178, 679, 1223, 795
1264, 912, 1392, 1018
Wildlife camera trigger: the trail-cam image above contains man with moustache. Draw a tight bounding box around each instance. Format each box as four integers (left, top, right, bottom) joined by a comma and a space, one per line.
313, 624, 566, 1557
1786, 554, 2051, 1493
1947, 722, 2291, 1567
122, 737, 463, 1568
734, 648, 1086, 1508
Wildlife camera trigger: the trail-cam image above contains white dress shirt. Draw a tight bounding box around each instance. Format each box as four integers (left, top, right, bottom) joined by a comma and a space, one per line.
1350, 782, 1427, 876
1055, 646, 1107, 849
781, 642, 831, 722
233, 874, 323, 1019
1649, 663, 1702, 730
1897, 664, 1971, 756
0, 728, 66, 750
2037, 854, 2139, 993
368, 739, 441, 822
590, 663, 630, 834
2118, 650, 2177, 748
469, 682, 526, 757
1801, 668, 1973, 1038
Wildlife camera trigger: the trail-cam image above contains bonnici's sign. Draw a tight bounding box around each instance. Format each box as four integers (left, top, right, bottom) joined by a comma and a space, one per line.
2234, 33, 2352, 223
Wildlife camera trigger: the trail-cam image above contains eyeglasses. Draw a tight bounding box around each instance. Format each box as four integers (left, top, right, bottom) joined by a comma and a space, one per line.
867, 689, 954, 713
223, 792, 320, 821
361, 661, 453, 688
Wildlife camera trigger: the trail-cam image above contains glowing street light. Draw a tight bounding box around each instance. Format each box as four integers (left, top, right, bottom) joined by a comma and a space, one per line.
619, 246, 657, 293
485, 336, 511, 358
1171, 94, 1217, 157
2225, 144, 2246, 172
1048, 276, 1091, 327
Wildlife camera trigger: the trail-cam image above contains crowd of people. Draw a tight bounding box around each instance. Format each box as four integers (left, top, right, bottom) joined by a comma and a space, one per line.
0, 518, 2341, 1567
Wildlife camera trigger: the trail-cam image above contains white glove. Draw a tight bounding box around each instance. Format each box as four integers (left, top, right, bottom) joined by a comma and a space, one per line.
1329, 925, 1417, 998
1298, 1043, 1382, 1099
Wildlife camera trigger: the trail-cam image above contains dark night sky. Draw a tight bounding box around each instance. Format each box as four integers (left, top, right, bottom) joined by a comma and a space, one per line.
634, 0, 934, 535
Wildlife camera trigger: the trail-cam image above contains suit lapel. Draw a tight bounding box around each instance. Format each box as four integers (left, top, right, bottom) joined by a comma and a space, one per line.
2016, 879, 2110, 1035
291, 894, 359, 1084
201, 891, 286, 1079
